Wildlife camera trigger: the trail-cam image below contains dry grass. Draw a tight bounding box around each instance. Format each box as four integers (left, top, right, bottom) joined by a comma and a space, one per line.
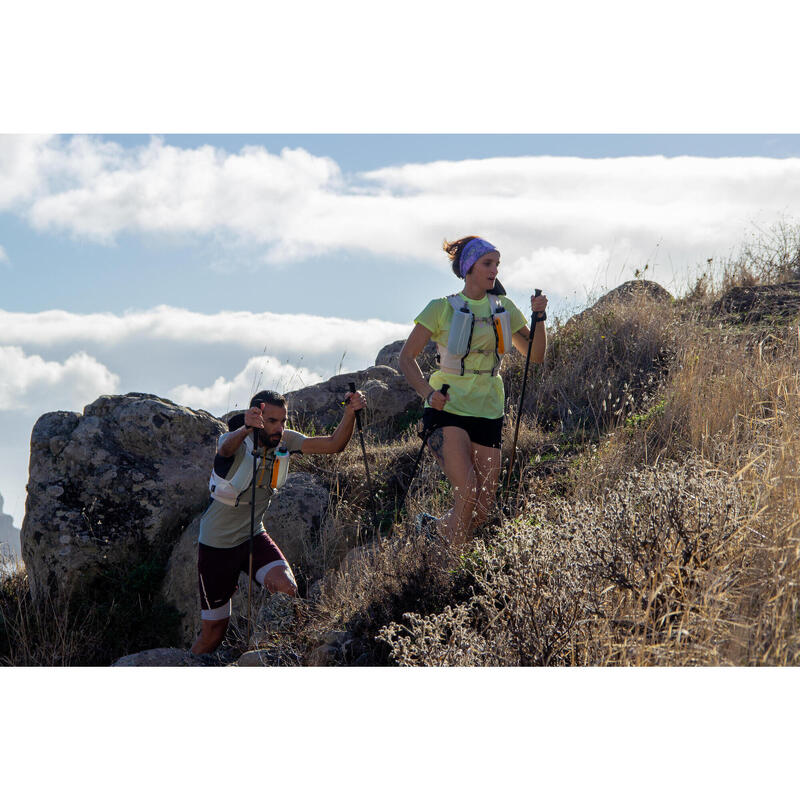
0, 562, 105, 666
502, 289, 679, 441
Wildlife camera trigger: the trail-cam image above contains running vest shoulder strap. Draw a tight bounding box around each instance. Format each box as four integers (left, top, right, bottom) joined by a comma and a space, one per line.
209, 435, 262, 507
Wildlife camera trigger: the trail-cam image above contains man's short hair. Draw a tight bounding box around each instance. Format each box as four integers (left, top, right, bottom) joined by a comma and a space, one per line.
250, 389, 286, 408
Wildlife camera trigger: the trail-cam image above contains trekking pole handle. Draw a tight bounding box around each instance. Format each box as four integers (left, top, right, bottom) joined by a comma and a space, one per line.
348, 382, 364, 430
534, 288, 547, 322
441, 383, 450, 396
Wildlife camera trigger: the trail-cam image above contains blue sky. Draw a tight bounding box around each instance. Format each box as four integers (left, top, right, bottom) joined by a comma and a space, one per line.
3, 132, 800, 531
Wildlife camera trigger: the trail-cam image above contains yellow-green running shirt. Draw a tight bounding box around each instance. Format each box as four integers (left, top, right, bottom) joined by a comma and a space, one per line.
414, 292, 527, 419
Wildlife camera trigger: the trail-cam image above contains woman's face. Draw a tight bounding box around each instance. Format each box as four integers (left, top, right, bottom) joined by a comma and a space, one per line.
467, 251, 500, 290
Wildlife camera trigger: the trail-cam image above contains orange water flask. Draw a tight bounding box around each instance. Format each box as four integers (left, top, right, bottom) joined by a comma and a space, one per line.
270, 446, 290, 489
493, 306, 511, 354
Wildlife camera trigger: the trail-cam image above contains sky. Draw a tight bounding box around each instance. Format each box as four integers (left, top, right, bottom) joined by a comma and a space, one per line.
3, 133, 800, 528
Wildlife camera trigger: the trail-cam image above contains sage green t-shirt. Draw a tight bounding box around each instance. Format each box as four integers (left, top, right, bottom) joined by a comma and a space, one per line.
198, 428, 306, 549
415, 293, 527, 419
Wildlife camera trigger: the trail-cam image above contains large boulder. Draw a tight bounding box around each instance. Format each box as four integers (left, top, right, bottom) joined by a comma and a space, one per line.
263, 471, 332, 569
375, 339, 438, 375
160, 471, 331, 646
21, 393, 225, 599
592, 279, 673, 309
568, 280, 673, 326
160, 514, 206, 646
285, 365, 421, 434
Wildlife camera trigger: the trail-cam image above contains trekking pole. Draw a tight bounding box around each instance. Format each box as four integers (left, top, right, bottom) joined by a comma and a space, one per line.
349, 381, 379, 531
395, 384, 449, 520
505, 290, 546, 498
246, 426, 259, 648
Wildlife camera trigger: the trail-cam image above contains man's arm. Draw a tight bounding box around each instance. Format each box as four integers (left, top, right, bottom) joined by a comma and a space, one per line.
300, 391, 366, 455
218, 406, 263, 458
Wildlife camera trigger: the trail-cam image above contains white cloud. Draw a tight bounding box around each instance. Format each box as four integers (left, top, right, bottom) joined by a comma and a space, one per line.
0, 135, 55, 209
3, 137, 800, 294
0, 346, 120, 411
503, 246, 612, 297
168, 355, 324, 415
0, 244, 8, 264
0, 306, 411, 373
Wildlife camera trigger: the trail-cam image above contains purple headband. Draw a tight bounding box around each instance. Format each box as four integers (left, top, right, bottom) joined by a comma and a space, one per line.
459, 238, 498, 278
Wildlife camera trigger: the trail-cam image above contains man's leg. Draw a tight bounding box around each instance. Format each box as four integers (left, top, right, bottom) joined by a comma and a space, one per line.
191, 543, 238, 654
191, 615, 230, 654
251, 532, 298, 596
256, 560, 298, 596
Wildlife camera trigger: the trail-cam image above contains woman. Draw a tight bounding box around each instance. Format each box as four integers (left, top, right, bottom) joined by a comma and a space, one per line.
398, 235, 548, 548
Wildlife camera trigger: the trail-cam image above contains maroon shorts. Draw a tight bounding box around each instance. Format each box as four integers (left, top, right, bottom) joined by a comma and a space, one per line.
198, 532, 291, 619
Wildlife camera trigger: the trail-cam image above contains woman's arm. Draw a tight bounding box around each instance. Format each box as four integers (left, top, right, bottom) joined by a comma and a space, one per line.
511, 293, 548, 364
399, 323, 436, 401
511, 320, 547, 364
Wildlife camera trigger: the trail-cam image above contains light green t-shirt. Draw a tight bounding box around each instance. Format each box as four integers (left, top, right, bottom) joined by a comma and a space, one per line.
415, 293, 527, 419
198, 428, 306, 549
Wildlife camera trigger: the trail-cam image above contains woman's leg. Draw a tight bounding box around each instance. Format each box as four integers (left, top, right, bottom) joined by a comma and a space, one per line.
427, 425, 477, 548
471, 443, 502, 529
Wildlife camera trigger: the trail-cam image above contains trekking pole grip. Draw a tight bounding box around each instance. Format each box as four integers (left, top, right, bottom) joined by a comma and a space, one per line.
534, 288, 547, 322
348, 381, 364, 431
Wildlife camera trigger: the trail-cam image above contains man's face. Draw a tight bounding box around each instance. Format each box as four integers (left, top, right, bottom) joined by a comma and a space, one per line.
260, 403, 287, 447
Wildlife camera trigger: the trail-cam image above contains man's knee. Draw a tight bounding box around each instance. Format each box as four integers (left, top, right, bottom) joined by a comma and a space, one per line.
257, 562, 298, 596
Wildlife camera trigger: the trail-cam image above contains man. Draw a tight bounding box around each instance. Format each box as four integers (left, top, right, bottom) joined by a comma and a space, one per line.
191, 387, 366, 654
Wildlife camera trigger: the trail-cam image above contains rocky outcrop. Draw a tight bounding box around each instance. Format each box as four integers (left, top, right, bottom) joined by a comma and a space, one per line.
263, 472, 332, 569
593, 279, 673, 309
21, 393, 225, 599
159, 515, 206, 646
710, 280, 800, 323
569, 280, 673, 325
285, 365, 421, 434
160, 471, 332, 646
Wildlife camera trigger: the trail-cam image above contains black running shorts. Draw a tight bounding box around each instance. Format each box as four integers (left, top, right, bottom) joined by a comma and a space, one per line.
198, 532, 289, 618
422, 408, 504, 449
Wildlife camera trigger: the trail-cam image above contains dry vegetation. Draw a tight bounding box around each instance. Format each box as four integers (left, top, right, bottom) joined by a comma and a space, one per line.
2, 223, 799, 666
